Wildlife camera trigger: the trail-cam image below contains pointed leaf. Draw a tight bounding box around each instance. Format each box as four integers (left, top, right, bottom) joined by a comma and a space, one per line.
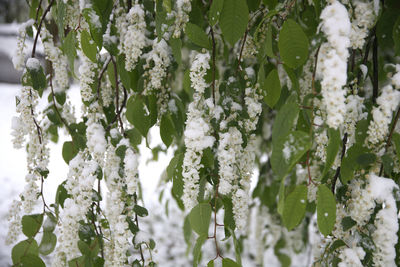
262, 68, 281, 108
278, 19, 309, 68
188, 203, 211, 236
282, 185, 307, 230
219, 0, 249, 45
317, 185, 336, 236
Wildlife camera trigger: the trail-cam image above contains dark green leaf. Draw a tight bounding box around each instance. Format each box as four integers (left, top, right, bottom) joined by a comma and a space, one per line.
22, 214, 43, 238
193, 235, 206, 267
322, 128, 340, 178
278, 19, 309, 68
341, 216, 356, 232
185, 23, 211, 49
160, 114, 174, 147
21, 254, 45, 267
12, 239, 39, 264
219, 0, 249, 45
169, 38, 182, 64
209, 0, 224, 26
126, 96, 151, 137
271, 102, 299, 143
262, 68, 281, 108
134, 204, 148, 217
62, 141, 78, 164
222, 258, 241, 267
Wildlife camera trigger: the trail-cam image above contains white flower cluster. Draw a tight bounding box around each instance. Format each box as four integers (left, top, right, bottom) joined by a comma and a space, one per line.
348, 178, 375, 226
86, 117, 107, 164
318, 0, 351, 129
79, 52, 97, 102
104, 143, 132, 267
143, 39, 172, 114
5, 200, 22, 245
55, 153, 98, 262
338, 247, 365, 267
124, 147, 139, 195
40, 27, 69, 92
173, 0, 191, 38
393, 64, 400, 88
182, 52, 215, 210
366, 84, 400, 145
344, 94, 366, 146
349, 1, 376, 49
218, 127, 243, 195
218, 82, 262, 230
122, 4, 147, 71
368, 174, 399, 267
12, 19, 35, 71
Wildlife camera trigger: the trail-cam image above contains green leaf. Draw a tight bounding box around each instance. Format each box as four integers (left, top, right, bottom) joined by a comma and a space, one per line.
341, 216, 356, 232
271, 131, 311, 179
22, 214, 43, 238
393, 133, 400, 164
126, 96, 151, 137
21, 254, 45, 267
125, 128, 142, 147
188, 203, 211, 236
81, 30, 97, 62
134, 204, 149, 217
282, 185, 307, 230
222, 258, 241, 267
209, 0, 224, 26
329, 239, 346, 253
262, 68, 281, 108
62, 141, 78, 164
160, 114, 174, 147
169, 38, 182, 65
264, 24, 274, 58
183, 215, 192, 245
278, 19, 309, 68
317, 185, 336, 236
192, 235, 206, 267
340, 144, 369, 184
356, 153, 376, 167
201, 147, 214, 169
271, 102, 299, 143
185, 23, 211, 49
39, 231, 57, 255
322, 128, 340, 178
12, 239, 39, 264
28, 66, 46, 97
382, 153, 394, 174
219, 0, 249, 45
207, 260, 215, 267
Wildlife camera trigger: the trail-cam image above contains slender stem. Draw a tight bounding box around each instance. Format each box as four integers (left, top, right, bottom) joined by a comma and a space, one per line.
97, 56, 112, 101
236, 29, 249, 74
210, 26, 216, 105
379, 106, 400, 176
372, 34, 378, 103
134, 194, 145, 264
32, 0, 55, 58
111, 57, 125, 134
331, 133, 348, 194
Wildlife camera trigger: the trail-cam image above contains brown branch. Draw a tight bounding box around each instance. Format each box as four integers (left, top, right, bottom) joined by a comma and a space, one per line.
372, 33, 378, 103
210, 26, 216, 105
31, 0, 55, 58
236, 29, 249, 74
110, 57, 125, 134
210, 184, 223, 260
134, 194, 145, 264
379, 106, 400, 176
331, 133, 348, 194
97, 56, 112, 101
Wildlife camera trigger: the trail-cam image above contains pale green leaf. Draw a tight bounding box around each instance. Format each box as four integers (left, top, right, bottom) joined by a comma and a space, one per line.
39, 231, 57, 255
22, 214, 43, 238
222, 258, 241, 267
282, 185, 307, 230
188, 203, 211, 236
322, 128, 340, 178
209, 0, 224, 26
81, 30, 97, 62
317, 185, 336, 236
160, 114, 175, 147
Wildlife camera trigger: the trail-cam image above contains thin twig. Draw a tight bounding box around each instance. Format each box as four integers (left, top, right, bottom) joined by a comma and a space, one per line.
97, 56, 112, 101
379, 106, 400, 176
110, 57, 125, 134
331, 133, 348, 194
372, 34, 378, 103
210, 26, 216, 105
32, 0, 55, 58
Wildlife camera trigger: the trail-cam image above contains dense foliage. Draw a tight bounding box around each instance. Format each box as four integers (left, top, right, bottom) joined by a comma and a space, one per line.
6, 0, 400, 266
